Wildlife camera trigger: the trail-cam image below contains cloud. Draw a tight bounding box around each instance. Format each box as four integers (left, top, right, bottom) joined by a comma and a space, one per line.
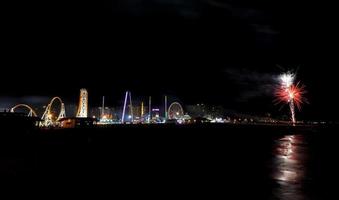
206, 0, 262, 18
225, 68, 278, 102
114, 0, 201, 18
0, 96, 45, 108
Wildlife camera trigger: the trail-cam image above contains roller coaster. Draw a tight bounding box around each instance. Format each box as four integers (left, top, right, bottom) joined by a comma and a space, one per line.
10, 104, 38, 117
41, 97, 66, 127
11, 96, 66, 127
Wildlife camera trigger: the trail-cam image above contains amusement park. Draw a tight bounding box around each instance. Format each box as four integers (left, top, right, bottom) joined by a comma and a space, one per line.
4, 85, 314, 129
3, 70, 316, 128
6, 88, 191, 128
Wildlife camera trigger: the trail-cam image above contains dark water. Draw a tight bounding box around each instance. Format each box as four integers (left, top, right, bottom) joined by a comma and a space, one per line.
1, 125, 338, 198
271, 135, 310, 200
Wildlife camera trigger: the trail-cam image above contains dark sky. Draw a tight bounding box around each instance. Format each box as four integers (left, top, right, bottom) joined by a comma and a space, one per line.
1, 1, 338, 120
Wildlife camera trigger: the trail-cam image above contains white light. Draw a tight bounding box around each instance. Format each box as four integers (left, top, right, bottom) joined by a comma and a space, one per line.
280, 73, 295, 88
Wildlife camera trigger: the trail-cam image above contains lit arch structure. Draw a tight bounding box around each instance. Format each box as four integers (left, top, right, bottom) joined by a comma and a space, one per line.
11, 104, 38, 117
168, 102, 184, 120
41, 97, 66, 127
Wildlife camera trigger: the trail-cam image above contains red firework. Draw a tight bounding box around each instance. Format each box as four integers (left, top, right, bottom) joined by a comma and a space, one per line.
274, 82, 307, 110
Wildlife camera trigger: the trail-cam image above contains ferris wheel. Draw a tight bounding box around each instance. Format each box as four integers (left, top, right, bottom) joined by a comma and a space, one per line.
168, 102, 184, 120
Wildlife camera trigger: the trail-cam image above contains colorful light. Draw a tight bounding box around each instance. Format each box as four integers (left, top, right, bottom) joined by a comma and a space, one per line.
275, 73, 307, 124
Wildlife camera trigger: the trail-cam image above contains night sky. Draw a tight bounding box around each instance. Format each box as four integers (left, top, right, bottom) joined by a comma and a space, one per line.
1, 1, 338, 120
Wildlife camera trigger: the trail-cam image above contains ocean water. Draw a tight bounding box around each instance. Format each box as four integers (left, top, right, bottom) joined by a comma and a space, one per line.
1, 124, 338, 199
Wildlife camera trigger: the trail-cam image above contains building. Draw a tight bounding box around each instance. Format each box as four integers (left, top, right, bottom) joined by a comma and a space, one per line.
59, 117, 97, 128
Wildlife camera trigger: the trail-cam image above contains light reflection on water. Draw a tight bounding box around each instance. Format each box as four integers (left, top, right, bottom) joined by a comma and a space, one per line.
271, 134, 309, 200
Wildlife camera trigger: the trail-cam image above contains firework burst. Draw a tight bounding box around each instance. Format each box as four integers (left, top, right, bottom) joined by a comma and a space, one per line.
274, 73, 307, 124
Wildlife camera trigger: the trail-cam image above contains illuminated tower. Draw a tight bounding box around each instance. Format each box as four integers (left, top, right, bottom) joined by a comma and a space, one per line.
121, 91, 133, 123
76, 88, 88, 118
141, 101, 144, 117
148, 96, 152, 123
101, 96, 105, 118
164, 95, 168, 120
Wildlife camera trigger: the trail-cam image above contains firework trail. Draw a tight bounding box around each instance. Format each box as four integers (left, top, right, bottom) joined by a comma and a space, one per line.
275, 73, 307, 124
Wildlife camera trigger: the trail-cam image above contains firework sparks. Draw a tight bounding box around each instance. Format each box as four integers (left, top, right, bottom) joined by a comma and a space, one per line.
275, 82, 306, 110
279, 73, 295, 88
275, 73, 307, 124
